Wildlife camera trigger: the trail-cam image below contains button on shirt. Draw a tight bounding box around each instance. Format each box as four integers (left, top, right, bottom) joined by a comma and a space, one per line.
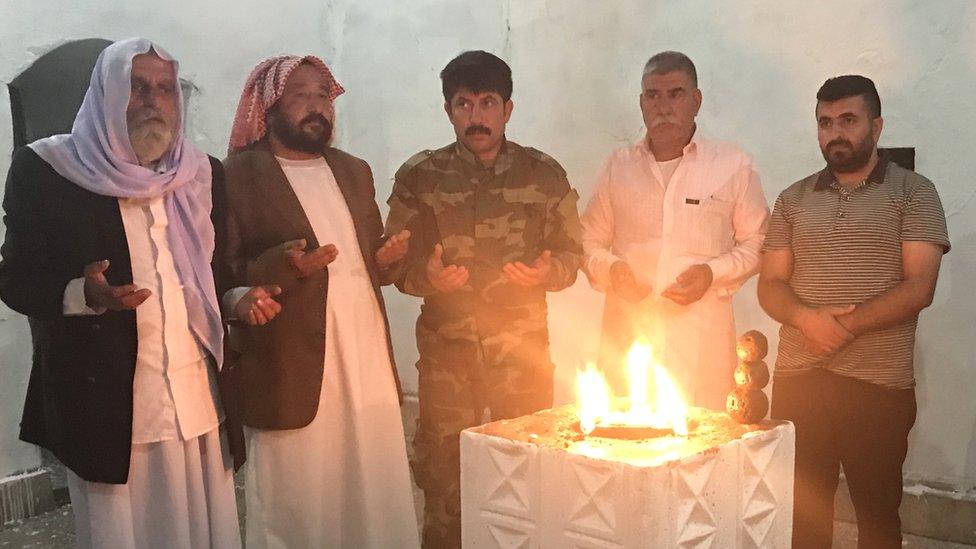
64, 195, 221, 444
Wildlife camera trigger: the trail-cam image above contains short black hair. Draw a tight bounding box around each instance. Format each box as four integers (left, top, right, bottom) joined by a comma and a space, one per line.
643, 51, 698, 88
816, 75, 881, 118
440, 50, 513, 103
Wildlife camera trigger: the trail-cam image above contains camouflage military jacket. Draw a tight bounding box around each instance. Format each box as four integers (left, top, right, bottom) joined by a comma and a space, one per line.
385, 140, 582, 344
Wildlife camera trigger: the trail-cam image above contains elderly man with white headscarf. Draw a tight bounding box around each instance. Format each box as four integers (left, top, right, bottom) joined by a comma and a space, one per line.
0, 38, 272, 548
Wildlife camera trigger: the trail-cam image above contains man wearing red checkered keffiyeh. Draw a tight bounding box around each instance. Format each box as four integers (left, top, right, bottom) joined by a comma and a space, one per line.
227, 55, 344, 154
220, 55, 418, 548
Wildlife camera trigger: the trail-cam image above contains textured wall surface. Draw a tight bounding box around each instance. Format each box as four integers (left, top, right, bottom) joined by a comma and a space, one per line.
0, 0, 973, 490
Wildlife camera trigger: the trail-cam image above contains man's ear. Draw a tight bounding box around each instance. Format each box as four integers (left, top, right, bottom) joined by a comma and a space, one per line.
444, 101, 452, 120
693, 88, 703, 116
872, 116, 884, 143
503, 100, 514, 123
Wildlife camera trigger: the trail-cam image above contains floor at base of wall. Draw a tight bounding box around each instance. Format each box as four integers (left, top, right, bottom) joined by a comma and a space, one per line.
1, 396, 972, 548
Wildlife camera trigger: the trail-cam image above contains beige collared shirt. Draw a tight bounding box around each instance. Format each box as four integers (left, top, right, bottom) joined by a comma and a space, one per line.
580, 133, 770, 408
582, 133, 769, 297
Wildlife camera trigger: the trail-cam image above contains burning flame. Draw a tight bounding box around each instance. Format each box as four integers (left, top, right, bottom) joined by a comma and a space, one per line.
576, 363, 611, 435
576, 341, 689, 437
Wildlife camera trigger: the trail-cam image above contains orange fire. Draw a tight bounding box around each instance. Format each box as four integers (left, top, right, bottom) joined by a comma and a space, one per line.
576, 341, 689, 437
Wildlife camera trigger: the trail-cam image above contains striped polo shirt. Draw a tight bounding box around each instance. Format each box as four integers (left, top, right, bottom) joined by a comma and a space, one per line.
763, 154, 950, 389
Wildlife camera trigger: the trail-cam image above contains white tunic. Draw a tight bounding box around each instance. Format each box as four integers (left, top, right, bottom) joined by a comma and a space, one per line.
64, 195, 222, 442
244, 155, 419, 548
581, 133, 770, 409
63, 193, 239, 549
66, 427, 240, 549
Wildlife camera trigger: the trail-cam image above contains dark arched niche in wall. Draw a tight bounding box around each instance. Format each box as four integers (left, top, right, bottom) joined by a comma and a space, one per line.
8, 38, 196, 149
8, 38, 112, 148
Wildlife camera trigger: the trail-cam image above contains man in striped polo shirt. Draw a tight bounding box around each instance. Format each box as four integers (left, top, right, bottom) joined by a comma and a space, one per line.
759, 75, 949, 548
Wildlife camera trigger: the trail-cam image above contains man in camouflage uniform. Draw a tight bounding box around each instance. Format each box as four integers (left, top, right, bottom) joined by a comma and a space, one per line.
385, 50, 582, 548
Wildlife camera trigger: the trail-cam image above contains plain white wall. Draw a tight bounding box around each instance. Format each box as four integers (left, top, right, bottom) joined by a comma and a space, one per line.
0, 0, 973, 491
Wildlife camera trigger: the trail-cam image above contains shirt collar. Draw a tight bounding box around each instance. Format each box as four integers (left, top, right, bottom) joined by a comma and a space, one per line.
815, 150, 889, 191
636, 125, 701, 160
456, 140, 479, 166
455, 138, 511, 173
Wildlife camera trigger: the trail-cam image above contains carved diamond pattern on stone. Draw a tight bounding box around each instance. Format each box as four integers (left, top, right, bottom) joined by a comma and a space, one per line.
485, 443, 532, 515
486, 522, 532, 548
673, 457, 718, 548
741, 436, 782, 547
462, 413, 795, 549
566, 460, 618, 538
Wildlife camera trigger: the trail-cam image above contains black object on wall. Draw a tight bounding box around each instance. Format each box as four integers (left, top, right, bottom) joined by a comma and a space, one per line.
880, 147, 915, 172
8, 38, 112, 149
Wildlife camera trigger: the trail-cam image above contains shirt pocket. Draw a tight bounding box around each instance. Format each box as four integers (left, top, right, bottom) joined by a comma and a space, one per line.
680, 196, 735, 257
511, 198, 548, 260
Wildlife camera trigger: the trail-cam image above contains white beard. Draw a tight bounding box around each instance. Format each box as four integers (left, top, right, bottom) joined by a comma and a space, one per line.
129, 120, 174, 166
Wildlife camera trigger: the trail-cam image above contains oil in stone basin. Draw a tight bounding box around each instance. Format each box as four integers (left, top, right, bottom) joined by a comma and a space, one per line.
588, 424, 673, 439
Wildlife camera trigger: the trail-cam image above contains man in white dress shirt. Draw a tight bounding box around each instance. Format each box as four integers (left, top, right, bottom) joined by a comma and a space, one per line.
580, 51, 770, 409
221, 55, 419, 548
0, 38, 273, 548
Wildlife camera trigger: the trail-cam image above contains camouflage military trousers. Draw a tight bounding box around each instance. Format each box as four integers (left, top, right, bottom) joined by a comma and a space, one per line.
412, 321, 554, 549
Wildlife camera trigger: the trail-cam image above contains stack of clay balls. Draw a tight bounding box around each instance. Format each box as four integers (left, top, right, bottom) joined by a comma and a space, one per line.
726, 330, 770, 424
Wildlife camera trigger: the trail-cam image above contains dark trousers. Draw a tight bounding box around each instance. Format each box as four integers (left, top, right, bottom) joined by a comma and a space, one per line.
412, 333, 553, 549
771, 369, 916, 549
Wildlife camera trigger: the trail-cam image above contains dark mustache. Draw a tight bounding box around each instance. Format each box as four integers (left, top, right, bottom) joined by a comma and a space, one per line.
465, 125, 491, 136
300, 113, 330, 128
827, 138, 853, 149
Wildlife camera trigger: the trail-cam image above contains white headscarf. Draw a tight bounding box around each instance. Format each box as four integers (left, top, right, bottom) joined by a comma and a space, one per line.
29, 37, 223, 365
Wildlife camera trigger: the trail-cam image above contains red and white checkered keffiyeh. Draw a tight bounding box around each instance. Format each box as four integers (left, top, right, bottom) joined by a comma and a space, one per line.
227, 55, 344, 154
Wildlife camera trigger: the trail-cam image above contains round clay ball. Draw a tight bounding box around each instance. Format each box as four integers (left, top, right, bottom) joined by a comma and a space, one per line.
733, 360, 770, 390
726, 387, 769, 424
736, 330, 769, 362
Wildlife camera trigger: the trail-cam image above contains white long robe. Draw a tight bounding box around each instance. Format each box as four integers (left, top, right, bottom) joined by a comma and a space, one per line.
67, 427, 240, 549
244, 156, 419, 548
581, 134, 769, 410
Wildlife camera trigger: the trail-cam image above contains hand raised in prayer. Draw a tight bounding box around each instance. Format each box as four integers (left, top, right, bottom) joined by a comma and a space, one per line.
503, 250, 552, 287
662, 264, 713, 305
610, 260, 651, 303
375, 230, 411, 268
278, 239, 338, 278
83, 259, 152, 311
426, 244, 469, 293
234, 285, 283, 326
796, 305, 856, 356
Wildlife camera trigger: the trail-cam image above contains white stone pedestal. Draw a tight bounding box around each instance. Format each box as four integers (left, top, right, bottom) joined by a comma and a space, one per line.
461, 413, 794, 548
